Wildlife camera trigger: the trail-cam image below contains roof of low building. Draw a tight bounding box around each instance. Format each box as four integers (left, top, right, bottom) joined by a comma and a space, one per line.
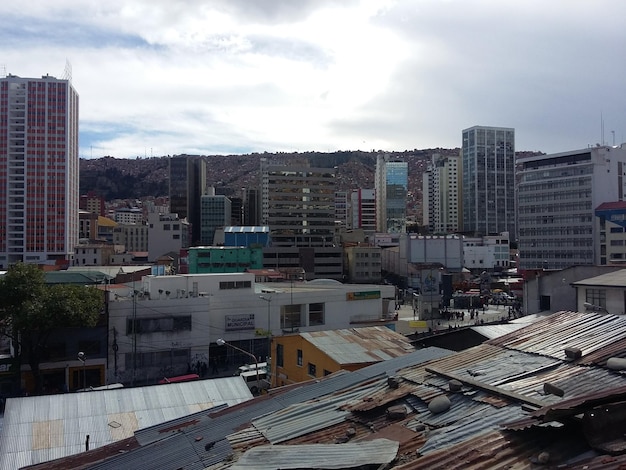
300, 326, 415, 365
570, 268, 626, 288
0, 377, 252, 470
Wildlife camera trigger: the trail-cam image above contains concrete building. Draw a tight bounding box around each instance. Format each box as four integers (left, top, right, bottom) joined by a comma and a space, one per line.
169, 155, 206, 246
350, 189, 376, 234
114, 207, 143, 225
200, 189, 231, 245
423, 153, 461, 234
147, 212, 189, 262
463, 232, 511, 272
79, 191, 105, 216
595, 202, 626, 266
106, 273, 396, 386
272, 326, 414, 387
0, 73, 79, 269
260, 158, 336, 248
335, 190, 350, 229
375, 155, 408, 233
112, 223, 148, 253
73, 242, 117, 266
461, 126, 515, 238
345, 245, 382, 284
572, 269, 626, 315
517, 145, 626, 271
263, 246, 343, 281
187, 246, 263, 274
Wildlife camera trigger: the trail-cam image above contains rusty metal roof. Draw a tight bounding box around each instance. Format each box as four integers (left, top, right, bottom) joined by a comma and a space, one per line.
301, 326, 415, 365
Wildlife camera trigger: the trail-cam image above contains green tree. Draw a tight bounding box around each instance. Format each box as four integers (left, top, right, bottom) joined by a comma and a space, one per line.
0, 263, 104, 394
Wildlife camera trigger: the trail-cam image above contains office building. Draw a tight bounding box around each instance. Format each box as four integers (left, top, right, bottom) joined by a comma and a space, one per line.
260, 158, 336, 247
461, 126, 515, 237
517, 145, 626, 271
350, 189, 376, 234
200, 189, 231, 245
375, 155, 408, 233
169, 155, 206, 245
0, 73, 79, 269
423, 153, 461, 234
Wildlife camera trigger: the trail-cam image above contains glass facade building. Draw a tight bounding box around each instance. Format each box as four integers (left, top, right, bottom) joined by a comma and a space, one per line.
462, 126, 515, 238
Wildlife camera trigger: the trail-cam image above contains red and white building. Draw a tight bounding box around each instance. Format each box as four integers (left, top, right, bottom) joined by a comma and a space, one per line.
0, 73, 79, 269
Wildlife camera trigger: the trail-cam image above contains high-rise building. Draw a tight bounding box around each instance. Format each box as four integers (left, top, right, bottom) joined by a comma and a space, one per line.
375, 155, 408, 233
169, 155, 206, 246
518, 145, 626, 271
350, 189, 376, 234
0, 74, 79, 269
422, 153, 461, 234
200, 189, 231, 245
260, 159, 336, 247
461, 126, 515, 237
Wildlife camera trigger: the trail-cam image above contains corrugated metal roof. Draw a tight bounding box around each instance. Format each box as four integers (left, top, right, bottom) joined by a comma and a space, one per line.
488, 311, 626, 364
229, 438, 399, 469
301, 326, 415, 365
0, 377, 252, 470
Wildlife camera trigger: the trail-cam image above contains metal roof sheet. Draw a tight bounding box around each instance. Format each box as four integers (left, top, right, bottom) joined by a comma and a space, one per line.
0, 377, 251, 470
301, 327, 415, 365
487, 311, 626, 364
230, 438, 399, 470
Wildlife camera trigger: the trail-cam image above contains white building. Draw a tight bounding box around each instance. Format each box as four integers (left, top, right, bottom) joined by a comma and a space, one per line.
463, 232, 511, 271
114, 207, 143, 225
106, 273, 396, 386
0, 74, 79, 269
518, 145, 626, 271
147, 212, 189, 261
422, 153, 461, 234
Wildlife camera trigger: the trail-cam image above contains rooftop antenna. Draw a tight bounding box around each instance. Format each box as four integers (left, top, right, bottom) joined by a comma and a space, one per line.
601, 112, 605, 146
612, 130, 616, 146
0, 64, 6, 78
62, 59, 72, 82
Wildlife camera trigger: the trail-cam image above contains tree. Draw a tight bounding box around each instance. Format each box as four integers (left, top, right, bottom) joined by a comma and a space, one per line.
0, 263, 104, 394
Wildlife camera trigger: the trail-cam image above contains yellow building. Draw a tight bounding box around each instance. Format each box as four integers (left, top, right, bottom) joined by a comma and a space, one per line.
272, 326, 414, 387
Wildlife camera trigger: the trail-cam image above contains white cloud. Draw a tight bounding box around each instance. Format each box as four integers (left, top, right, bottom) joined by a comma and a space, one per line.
1, 0, 625, 157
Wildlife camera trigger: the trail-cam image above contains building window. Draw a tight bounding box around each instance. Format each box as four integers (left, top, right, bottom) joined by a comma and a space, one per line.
126, 315, 192, 334
276, 344, 284, 367
297, 349, 302, 366
585, 289, 606, 309
219, 281, 252, 290
281, 305, 302, 330
308, 362, 317, 377
309, 303, 325, 326
323, 369, 331, 376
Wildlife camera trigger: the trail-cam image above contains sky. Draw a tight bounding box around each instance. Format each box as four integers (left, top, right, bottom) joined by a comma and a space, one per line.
1, 0, 625, 158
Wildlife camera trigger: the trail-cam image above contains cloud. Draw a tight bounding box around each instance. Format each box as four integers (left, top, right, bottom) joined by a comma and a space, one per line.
1, 0, 625, 157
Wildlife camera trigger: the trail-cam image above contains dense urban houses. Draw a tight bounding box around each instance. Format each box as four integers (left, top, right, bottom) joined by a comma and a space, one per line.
461, 125, 516, 238
375, 154, 408, 233
169, 154, 206, 245
422, 153, 461, 234
0, 74, 80, 270
517, 144, 626, 271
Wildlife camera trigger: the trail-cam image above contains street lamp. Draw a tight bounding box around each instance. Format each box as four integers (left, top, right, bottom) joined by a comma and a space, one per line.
216, 339, 260, 394
77, 352, 87, 390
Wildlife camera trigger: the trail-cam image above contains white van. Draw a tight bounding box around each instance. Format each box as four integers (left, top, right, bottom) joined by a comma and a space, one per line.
240, 369, 268, 394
